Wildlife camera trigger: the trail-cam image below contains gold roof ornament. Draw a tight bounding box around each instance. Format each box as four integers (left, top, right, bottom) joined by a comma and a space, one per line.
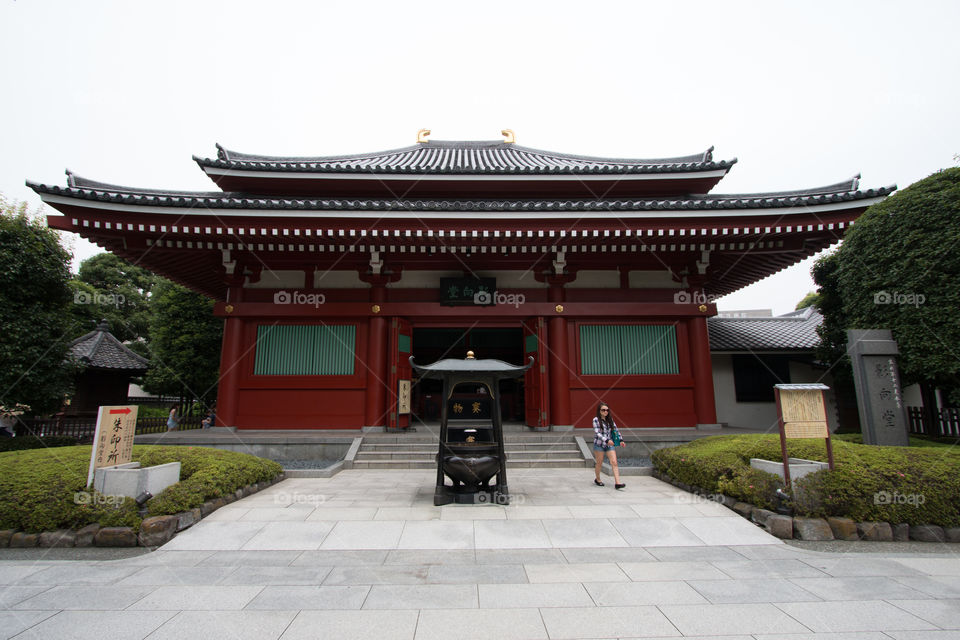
417, 129, 431, 143
466, 350, 476, 359
501, 129, 516, 144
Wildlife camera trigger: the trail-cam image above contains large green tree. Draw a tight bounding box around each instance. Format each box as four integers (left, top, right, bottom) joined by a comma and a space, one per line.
141, 280, 222, 412
0, 197, 76, 414
826, 167, 960, 403
68, 253, 159, 344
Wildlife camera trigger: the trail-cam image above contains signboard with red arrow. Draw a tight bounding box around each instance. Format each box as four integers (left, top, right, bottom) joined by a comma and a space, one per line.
86, 405, 139, 487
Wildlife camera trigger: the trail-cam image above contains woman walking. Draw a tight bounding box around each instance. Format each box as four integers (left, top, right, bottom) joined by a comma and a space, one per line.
592, 402, 625, 489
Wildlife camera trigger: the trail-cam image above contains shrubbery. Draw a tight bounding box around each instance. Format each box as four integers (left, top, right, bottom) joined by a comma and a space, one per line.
651, 434, 960, 527
0, 445, 282, 533
0, 435, 79, 452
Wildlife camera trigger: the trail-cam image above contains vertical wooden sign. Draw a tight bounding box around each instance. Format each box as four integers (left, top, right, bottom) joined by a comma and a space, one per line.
87, 405, 139, 487
774, 384, 833, 487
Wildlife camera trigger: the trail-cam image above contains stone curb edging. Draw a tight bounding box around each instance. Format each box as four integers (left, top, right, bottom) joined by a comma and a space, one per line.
651, 470, 960, 543
0, 472, 286, 549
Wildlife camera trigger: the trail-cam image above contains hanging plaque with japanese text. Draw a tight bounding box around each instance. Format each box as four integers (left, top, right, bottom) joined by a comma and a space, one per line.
439, 277, 496, 306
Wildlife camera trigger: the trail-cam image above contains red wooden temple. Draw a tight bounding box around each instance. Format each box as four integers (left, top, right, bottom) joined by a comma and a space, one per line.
30, 131, 894, 431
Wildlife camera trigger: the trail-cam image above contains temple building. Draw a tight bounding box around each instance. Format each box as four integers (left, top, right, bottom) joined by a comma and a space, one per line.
30, 131, 894, 431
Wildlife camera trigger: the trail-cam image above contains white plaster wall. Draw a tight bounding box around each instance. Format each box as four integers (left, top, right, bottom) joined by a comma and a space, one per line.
388, 270, 547, 289
313, 271, 365, 288
628, 270, 681, 289
565, 270, 619, 288
711, 355, 839, 432
244, 270, 304, 289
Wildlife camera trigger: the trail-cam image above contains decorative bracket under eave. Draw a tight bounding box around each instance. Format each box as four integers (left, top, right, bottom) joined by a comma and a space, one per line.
501, 129, 516, 144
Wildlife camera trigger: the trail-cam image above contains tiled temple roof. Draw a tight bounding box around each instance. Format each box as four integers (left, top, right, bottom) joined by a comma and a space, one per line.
194, 140, 735, 175
69, 321, 149, 372
29, 172, 894, 212
708, 307, 822, 351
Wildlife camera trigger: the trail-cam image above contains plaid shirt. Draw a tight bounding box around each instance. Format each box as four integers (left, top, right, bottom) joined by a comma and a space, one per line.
592, 416, 620, 448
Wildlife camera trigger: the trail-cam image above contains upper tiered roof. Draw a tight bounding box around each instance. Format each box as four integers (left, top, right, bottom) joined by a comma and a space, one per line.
194, 139, 737, 198
197, 140, 731, 175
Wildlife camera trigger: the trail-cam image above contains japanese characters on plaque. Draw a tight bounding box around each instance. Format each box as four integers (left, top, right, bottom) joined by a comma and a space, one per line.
847, 329, 909, 446
86, 405, 139, 487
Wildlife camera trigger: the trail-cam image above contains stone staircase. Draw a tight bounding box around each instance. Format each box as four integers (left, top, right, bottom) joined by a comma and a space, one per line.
350, 434, 587, 470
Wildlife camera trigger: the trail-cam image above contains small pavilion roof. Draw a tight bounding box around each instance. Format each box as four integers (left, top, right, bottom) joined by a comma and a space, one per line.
69, 321, 149, 372
195, 140, 735, 175
707, 307, 823, 352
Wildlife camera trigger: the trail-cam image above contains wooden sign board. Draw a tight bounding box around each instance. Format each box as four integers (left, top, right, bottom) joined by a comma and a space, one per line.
86, 405, 139, 487
398, 380, 411, 415
774, 384, 833, 486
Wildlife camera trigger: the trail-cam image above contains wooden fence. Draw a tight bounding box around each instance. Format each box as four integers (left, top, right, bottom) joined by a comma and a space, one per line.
907, 406, 960, 437
16, 415, 204, 441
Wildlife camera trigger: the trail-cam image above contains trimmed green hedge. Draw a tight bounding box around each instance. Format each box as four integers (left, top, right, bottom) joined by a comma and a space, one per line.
0, 445, 282, 533
0, 436, 79, 452
651, 434, 960, 527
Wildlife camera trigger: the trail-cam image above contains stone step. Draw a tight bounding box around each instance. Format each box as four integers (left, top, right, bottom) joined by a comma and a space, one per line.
350, 459, 589, 470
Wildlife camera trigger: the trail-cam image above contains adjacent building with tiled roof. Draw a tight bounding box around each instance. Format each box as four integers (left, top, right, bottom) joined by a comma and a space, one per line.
67, 321, 148, 415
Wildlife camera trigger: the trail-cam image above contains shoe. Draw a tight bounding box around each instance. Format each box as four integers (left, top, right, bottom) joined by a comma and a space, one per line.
615, 483, 626, 490
594, 479, 604, 487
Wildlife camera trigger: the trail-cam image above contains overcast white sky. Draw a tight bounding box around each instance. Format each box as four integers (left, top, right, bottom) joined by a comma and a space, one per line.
2, 0, 957, 314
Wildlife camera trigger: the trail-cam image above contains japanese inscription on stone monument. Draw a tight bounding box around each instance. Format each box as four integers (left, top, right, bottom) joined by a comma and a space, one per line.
86, 405, 139, 486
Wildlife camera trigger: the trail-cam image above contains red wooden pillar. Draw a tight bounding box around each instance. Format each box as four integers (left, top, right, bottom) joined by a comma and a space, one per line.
546, 275, 574, 429
216, 304, 245, 428
689, 316, 718, 426
362, 276, 391, 429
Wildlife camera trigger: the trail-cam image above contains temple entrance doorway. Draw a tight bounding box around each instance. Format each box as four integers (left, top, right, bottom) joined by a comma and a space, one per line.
410, 327, 525, 425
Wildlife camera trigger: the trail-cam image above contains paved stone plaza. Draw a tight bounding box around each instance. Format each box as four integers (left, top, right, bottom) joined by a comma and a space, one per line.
1, 469, 959, 639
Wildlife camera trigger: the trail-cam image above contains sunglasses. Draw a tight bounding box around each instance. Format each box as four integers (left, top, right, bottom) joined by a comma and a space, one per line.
600, 408, 609, 412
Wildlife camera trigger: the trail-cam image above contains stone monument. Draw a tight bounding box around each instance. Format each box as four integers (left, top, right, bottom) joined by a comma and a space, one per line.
847, 329, 909, 446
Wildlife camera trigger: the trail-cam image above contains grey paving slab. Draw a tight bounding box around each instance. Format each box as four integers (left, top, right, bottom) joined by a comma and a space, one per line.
687, 577, 822, 603
279, 609, 419, 640
478, 582, 594, 608
503, 505, 572, 520
237, 506, 315, 521
0, 586, 51, 609
659, 602, 813, 635
396, 520, 475, 549
198, 550, 304, 567
774, 600, 939, 633
894, 557, 960, 576
7, 610, 176, 640
439, 505, 506, 520
127, 585, 264, 610
115, 565, 236, 586
788, 576, 933, 601
889, 598, 960, 628
376, 506, 442, 521
476, 548, 568, 564
608, 517, 708, 547
473, 519, 552, 549
886, 631, 960, 639
146, 610, 298, 640
645, 545, 750, 563
893, 575, 960, 598
710, 558, 830, 579
0, 611, 57, 640
17, 564, 141, 586
523, 562, 629, 584
115, 552, 211, 569
619, 561, 730, 581
541, 518, 629, 548
752, 633, 893, 640
243, 585, 370, 610
159, 521, 267, 551
290, 549, 389, 566
319, 520, 404, 549
11, 585, 154, 610
426, 563, 529, 584
385, 549, 477, 565
539, 605, 681, 639
559, 546, 658, 564
219, 565, 333, 586
678, 516, 781, 546
415, 608, 548, 640
583, 580, 709, 605
305, 507, 379, 521
800, 557, 928, 577
241, 521, 335, 550
363, 584, 477, 609
322, 565, 430, 586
